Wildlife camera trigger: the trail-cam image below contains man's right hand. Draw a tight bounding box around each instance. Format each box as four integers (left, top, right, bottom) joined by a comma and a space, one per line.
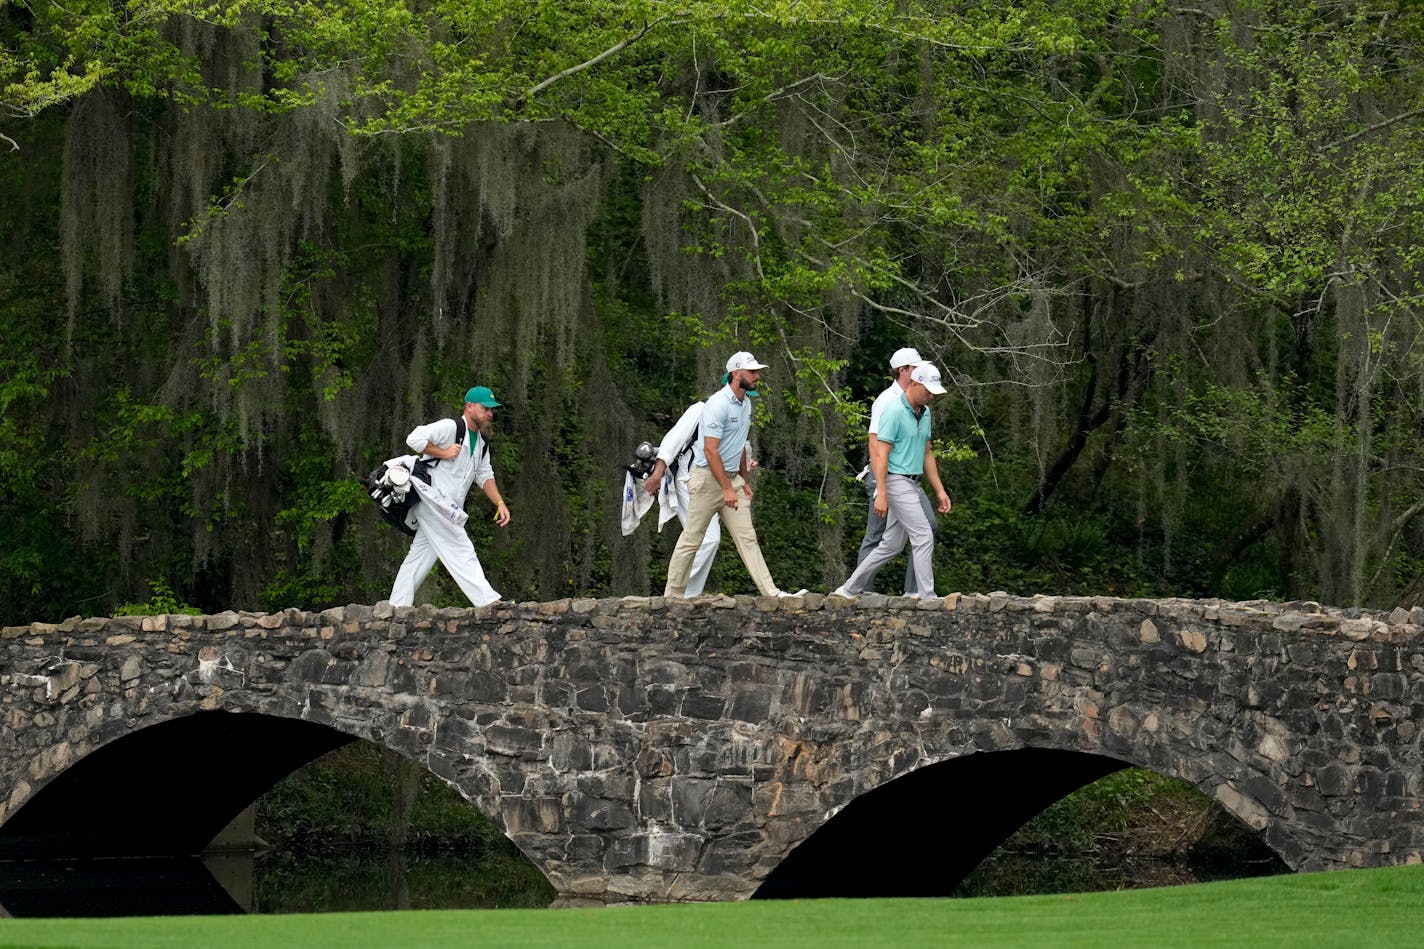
722, 486, 739, 509
644, 473, 661, 496
424, 442, 460, 461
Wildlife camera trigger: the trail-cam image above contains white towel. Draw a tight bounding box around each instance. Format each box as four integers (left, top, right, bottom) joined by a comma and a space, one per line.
620, 470, 657, 536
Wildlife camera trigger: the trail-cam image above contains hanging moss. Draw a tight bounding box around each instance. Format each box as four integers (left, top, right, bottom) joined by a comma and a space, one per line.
60, 89, 134, 330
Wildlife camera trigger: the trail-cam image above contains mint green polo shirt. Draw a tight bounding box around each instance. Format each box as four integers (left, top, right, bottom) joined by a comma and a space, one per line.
879, 392, 931, 476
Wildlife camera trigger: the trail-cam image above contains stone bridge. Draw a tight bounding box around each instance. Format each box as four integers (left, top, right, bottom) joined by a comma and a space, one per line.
2, 593, 1423, 906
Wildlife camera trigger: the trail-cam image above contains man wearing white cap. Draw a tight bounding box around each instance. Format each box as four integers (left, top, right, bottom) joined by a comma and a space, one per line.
853, 347, 942, 594
390, 385, 511, 607
835, 364, 952, 599
664, 352, 800, 598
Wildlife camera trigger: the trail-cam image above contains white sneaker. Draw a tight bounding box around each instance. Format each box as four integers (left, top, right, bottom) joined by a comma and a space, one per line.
831, 586, 856, 599
776, 588, 809, 598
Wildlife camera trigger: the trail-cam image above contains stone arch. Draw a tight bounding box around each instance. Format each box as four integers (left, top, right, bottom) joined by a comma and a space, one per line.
751, 743, 1294, 899
749, 680, 1321, 902
755, 748, 1129, 898
0, 702, 539, 871
0, 709, 353, 859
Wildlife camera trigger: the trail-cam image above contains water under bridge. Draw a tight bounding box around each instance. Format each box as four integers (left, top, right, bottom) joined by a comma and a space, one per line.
2, 592, 1422, 907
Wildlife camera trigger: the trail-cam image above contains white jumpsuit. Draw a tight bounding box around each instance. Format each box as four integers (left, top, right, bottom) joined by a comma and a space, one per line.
389, 418, 501, 607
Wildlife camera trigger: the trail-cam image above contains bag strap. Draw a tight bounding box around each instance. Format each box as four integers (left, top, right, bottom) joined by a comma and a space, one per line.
427, 416, 468, 469
670, 421, 699, 476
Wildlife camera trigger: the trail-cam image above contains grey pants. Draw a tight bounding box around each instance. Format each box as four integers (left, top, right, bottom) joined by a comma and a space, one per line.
855, 471, 937, 595
844, 474, 936, 597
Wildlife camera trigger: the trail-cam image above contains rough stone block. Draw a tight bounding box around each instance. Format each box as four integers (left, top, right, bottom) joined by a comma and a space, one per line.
568, 793, 636, 831
727, 688, 772, 724
643, 831, 704, 871
484, 723, 545, 757
1178, 629, 1208, 653
499, 795, 563, 834
681, 691, 726, 720
1340, 619, 1375, 641
1214, 782, 1269, 830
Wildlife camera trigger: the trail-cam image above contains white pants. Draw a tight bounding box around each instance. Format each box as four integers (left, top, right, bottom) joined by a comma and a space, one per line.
841, 474, 935, 597
390, 501, 500, 607
674, 474, 721, 596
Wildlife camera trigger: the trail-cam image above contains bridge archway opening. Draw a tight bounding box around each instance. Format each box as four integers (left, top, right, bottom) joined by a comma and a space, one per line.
752, 748, 1287, 899
252, 738, 557, 913
0, 710, 554, 915
0, 711, 355, 863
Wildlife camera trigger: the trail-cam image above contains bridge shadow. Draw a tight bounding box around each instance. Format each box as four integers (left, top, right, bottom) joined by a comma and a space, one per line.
0, 712, 354, 916
0, 712, 354, 863
754, 748, 1135, 899
0, 711, 565, 916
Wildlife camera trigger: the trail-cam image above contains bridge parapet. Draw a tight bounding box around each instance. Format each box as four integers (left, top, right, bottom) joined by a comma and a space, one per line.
3, 593, 1423, 902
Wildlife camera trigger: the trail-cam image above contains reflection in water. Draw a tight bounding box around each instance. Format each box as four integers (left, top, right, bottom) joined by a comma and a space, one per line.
0, 857, 244, 918
953, 852, 1287, 898
0, 846, 557, 918
253, 849, 553, 914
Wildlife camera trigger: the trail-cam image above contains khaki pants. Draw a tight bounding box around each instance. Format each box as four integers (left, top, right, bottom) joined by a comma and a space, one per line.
664, 466, 778, 597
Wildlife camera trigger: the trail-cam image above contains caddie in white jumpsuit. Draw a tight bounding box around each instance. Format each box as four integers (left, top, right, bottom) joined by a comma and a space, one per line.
390, 386, 511, 608
643, 400, 721, 596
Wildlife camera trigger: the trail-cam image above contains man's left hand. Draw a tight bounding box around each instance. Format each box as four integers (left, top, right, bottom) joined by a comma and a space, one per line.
936, 491, 952, 514
494, 502, 511, 527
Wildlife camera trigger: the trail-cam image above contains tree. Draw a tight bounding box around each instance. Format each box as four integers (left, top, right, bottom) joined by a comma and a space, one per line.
2, 1, 1422, 619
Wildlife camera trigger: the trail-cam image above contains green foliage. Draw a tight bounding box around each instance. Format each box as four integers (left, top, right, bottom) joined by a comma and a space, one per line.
114, 577, 202, 616
2, 0, 1424, 621
957, 767, 1287, 897
254, 741, 556, 909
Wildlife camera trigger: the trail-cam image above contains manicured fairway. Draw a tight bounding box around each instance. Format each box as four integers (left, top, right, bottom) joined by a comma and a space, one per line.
1, 865, 1420, 949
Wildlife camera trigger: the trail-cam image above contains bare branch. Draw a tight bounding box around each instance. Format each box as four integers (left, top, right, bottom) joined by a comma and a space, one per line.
1333, 107, 1424, 149
689, 172, 765, 279
522, 17, 668, 101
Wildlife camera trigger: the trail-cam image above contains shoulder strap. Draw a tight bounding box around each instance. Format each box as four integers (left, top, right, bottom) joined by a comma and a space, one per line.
425, 416, 466, 469
676, 401, 707, 461
679, 422, 700, 460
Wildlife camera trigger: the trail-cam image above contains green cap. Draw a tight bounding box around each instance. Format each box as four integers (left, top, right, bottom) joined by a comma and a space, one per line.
464, 385, 501, 408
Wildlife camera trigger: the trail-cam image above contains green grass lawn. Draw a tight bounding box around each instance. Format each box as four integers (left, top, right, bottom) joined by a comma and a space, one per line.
2, 865, 1420, 949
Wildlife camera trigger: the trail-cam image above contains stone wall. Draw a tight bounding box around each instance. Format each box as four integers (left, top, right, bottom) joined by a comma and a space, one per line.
3, 593, 1423, 902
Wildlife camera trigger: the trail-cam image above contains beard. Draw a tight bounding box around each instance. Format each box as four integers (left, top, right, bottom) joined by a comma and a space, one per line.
467, 412, 493, 436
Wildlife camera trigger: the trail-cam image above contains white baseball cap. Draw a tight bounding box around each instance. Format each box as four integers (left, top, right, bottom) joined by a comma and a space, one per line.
911, 363, 947, 395
726, 351, 769, 372
889, 347, 926, 369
